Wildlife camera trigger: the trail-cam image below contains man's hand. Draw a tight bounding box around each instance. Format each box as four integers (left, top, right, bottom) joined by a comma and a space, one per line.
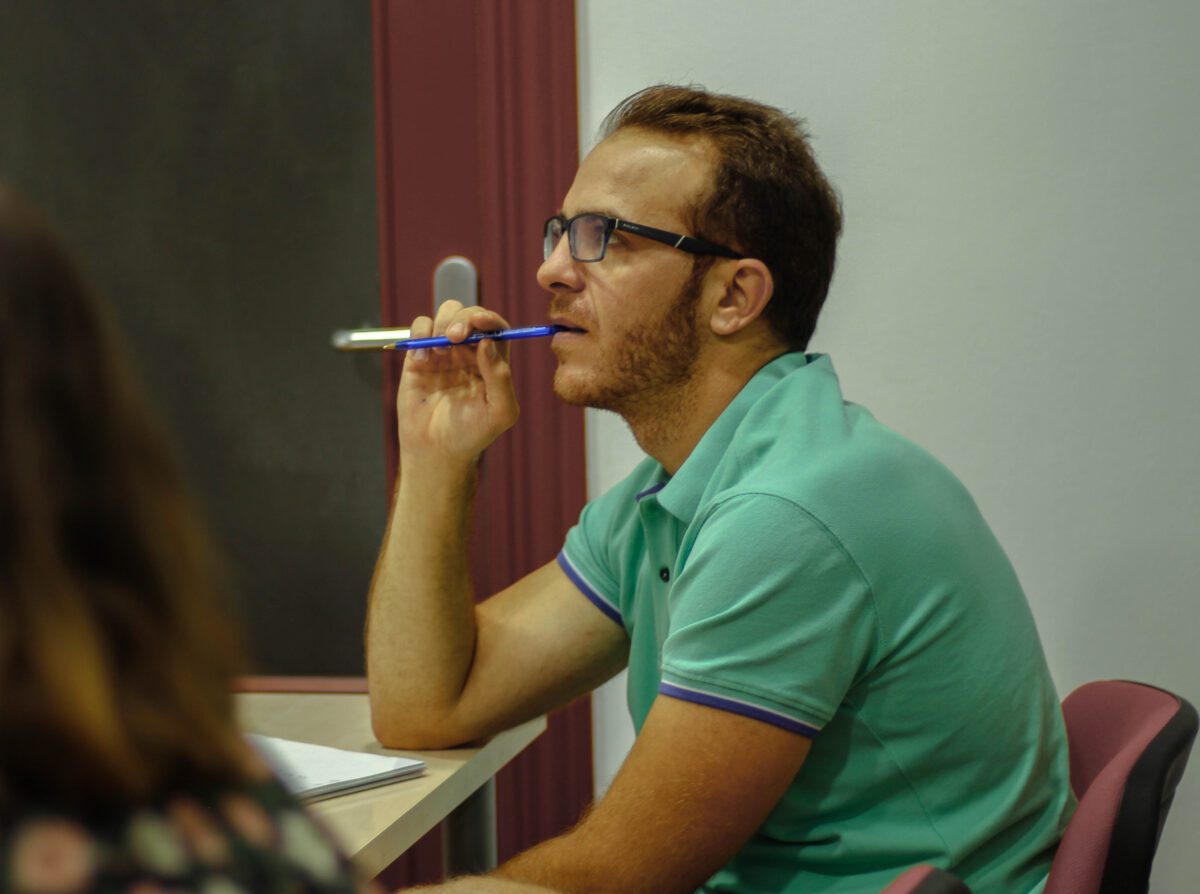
397, 301, 520, 466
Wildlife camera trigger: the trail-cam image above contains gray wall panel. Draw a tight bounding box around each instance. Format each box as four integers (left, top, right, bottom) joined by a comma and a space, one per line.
1, 1, 384, 674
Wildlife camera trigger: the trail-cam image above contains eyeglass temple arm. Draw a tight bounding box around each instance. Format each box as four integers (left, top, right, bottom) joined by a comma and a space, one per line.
612, 219, 743, 259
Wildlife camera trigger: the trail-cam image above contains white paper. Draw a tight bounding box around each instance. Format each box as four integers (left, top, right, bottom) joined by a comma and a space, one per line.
247, 734, 425, 802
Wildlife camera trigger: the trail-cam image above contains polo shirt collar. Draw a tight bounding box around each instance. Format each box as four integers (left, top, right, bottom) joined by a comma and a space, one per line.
648, 351, 810, 524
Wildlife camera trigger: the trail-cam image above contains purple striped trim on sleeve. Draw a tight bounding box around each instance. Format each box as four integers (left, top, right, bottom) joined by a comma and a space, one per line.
636, 482, 666, 501
658, 681, 820, 738
556, 551, 623, 626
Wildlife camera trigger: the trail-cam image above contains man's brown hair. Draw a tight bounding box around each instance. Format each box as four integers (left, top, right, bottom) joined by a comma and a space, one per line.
601, 85, 842, 350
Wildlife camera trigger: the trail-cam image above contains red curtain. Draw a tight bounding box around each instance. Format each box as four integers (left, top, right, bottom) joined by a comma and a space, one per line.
372, 0, 590, 885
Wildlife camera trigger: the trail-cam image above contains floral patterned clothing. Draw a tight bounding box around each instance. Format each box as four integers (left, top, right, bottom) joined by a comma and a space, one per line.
0, 777, 370, 894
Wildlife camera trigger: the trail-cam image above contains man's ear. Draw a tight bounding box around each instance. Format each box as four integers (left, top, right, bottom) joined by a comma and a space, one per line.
709, 259, 774, 336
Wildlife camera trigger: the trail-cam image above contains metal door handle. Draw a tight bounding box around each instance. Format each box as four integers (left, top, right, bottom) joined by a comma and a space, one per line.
331, 256, 478, 351
330, 327, 412, 351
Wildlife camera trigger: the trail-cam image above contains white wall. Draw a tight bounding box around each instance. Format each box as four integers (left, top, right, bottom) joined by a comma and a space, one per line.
576, 1, 1200, 888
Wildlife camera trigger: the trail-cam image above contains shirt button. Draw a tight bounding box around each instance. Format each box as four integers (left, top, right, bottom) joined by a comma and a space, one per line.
659, 567, 671, 582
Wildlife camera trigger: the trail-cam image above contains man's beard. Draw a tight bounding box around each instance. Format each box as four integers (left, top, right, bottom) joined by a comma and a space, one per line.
553, 259, 711, 414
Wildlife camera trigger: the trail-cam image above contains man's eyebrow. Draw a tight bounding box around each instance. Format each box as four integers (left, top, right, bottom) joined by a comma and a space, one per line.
559, 207, 624, 220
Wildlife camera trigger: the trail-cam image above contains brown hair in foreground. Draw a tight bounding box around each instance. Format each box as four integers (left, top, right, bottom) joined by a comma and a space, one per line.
0, 181, 251, 809
602, 84, 843, 351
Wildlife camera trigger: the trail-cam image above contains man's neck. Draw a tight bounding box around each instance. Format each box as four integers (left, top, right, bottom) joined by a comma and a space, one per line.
623, 349, 786, 475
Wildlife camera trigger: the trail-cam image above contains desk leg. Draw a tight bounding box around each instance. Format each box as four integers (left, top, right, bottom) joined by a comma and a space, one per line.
442, 778, 498, 877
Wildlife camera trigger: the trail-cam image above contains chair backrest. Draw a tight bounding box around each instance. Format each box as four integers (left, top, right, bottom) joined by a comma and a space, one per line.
882, 865, 972, 894
1045, 680, 1197, 894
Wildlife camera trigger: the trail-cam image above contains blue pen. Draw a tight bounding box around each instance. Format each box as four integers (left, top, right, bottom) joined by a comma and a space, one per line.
386, 324, 576, 351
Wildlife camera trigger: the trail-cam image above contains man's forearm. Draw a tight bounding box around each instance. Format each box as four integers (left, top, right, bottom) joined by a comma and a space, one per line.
406, 877, 561, 894
490, 828, 619, 894
367, 456, 480, 747
491, 840, 585, 892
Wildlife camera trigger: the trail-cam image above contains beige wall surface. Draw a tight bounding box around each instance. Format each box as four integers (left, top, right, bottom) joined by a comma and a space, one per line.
576, 2, 1200, 889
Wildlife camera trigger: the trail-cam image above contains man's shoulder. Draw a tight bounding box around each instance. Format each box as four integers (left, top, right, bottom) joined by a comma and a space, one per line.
703, 369, 989, 577
723, 372, 959, 514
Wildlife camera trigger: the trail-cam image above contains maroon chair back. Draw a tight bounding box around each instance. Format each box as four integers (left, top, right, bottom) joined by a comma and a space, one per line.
1046, 680, 1197, 894
882, 865, 971, 894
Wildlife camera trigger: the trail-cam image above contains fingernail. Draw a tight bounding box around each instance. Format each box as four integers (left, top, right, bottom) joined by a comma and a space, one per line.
449, 323, 466, 340
412, 348, 428, 361
484, 338, 497, 358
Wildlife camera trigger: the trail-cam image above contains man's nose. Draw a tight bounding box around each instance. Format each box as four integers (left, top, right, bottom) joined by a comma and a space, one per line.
537, 233, 584, 293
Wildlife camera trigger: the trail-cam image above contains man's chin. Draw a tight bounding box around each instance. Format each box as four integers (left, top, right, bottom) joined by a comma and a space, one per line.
552, 369, 618, 411
551, 371, 591, 407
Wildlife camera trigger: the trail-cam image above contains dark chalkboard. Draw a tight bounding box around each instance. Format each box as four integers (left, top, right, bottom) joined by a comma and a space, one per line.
0, 1, 385, 674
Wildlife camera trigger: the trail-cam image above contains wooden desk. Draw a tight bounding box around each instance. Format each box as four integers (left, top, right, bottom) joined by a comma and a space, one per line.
237, 692, 545, 876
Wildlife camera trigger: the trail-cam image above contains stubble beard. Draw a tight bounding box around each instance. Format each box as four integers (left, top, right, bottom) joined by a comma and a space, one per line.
551, 260, 709, 419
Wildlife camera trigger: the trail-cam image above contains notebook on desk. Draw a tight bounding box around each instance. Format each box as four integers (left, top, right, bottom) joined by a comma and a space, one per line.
247, 734, 426, 802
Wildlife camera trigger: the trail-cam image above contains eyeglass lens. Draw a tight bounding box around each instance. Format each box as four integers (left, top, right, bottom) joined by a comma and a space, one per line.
543, 218, 564, 261
544, 214, 610, 262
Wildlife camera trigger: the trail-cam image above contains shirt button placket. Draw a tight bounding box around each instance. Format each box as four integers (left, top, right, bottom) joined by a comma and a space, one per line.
639, 498, 676, 589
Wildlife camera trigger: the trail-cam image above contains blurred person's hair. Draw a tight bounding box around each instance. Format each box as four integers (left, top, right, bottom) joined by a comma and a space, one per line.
601, 84, 843, 351
0, 181, 251, 809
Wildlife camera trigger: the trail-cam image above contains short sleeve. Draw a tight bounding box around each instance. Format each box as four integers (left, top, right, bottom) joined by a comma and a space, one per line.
659, 494, 877, 737
559, 469, 654, 630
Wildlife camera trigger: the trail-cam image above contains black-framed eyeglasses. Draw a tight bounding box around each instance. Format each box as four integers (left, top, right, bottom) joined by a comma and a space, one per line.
543, 213, 743, 263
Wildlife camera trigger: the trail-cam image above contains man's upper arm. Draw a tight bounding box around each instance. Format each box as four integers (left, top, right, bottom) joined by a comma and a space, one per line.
496, 693, 812, 894
441, 558, 629, 743
662, 494, 876, 736
430, 459, 641, 745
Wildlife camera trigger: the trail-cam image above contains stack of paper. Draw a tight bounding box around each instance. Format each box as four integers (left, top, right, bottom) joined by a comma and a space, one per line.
248, 734, 425, 802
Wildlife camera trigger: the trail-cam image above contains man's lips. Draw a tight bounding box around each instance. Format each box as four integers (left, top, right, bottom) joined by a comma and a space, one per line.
549, 317, 588, 334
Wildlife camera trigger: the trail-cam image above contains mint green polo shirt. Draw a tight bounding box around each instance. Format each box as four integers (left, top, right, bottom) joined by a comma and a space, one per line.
559, 353, 1074, 894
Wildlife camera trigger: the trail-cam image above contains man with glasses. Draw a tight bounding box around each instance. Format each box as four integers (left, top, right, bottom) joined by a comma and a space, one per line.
368, 86, 1073, 894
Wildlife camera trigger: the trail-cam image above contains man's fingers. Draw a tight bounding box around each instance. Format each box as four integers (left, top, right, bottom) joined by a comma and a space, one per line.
440, 306, 513, 344
466, 307, 511, 334
476, 339, 519, 419
401, 316, 436, 369
432, 301, 464, 335
402, 305, 514, 372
